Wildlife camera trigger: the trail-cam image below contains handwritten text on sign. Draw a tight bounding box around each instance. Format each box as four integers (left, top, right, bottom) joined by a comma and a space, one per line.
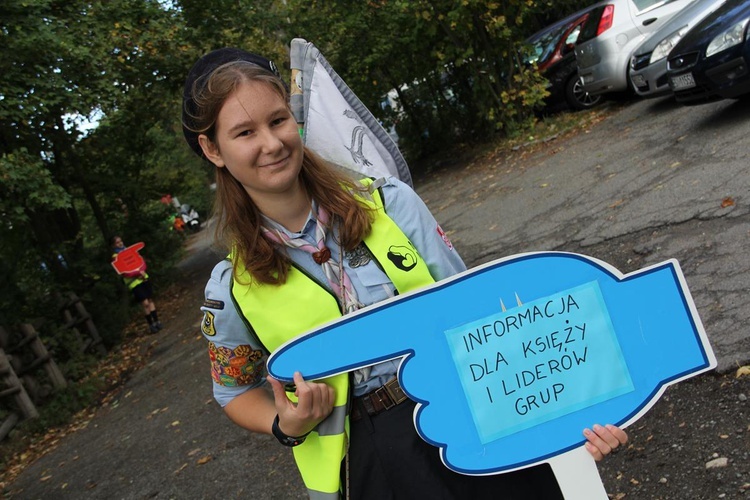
445, 281, 634, 444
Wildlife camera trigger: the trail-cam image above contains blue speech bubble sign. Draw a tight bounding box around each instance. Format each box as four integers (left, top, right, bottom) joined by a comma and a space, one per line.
267, 252, 716, 475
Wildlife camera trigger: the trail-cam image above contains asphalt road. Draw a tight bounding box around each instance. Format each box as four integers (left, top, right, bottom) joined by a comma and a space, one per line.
416, 96, 750, 373
3, 95, 749, 498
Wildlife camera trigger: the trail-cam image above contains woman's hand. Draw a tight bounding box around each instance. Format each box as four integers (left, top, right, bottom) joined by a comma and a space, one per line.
583, 424, 628, 461
267, 371, 335, 438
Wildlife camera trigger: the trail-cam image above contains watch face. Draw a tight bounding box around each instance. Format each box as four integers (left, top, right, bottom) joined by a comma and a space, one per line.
282, 436, 303, 446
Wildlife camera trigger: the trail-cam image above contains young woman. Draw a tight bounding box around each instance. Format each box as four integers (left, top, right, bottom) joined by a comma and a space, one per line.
110, 235, 162, 334
182, 48, 627, 499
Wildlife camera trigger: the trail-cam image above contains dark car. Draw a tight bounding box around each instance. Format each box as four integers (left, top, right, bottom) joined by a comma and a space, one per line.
526, 9, 602, 110
666, 0, 750, 104
629, 0, 727, 98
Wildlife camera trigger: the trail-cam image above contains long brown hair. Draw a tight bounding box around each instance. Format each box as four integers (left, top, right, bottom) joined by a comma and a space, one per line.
184, 61, 373, 284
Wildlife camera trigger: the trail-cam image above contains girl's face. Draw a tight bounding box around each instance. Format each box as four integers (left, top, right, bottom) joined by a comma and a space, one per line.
199, 80, 304, 205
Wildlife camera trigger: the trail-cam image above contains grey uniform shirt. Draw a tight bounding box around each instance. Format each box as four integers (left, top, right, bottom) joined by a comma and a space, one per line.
201, 176, 466, 407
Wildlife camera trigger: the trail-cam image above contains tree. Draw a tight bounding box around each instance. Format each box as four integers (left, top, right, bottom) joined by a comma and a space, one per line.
0, 0, 202, 336
281, 0, 591, 158
0, 0, 597, 341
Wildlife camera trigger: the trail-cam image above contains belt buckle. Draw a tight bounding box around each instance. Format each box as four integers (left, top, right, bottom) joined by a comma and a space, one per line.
383, 378, 407, 406
373, 386, 394, 410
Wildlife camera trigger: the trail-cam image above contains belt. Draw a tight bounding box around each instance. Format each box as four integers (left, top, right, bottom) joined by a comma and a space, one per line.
350, 378, 408, 422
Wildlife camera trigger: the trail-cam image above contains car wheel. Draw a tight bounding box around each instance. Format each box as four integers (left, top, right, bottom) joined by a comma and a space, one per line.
565, 75, 601, 111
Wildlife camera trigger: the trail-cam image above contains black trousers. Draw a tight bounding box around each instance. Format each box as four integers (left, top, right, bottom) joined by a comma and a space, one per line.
347, 399, 564, 500
131, 280, 153, 302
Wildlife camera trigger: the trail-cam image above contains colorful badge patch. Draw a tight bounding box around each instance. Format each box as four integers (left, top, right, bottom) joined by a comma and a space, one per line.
201, 311, 216, 337
208, 342, 265, 387
437, 224, 454, 251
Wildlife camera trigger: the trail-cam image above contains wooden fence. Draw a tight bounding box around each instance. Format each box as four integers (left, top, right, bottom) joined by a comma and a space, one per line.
0, 293, 104, 440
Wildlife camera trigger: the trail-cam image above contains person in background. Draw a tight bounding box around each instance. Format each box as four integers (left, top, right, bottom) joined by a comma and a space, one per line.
111, 235, 163, 334
182, 47, 627, 499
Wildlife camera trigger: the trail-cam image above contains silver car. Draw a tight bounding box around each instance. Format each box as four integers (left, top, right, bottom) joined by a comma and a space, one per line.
629, 0, 727, 97
576, 0, 695, 96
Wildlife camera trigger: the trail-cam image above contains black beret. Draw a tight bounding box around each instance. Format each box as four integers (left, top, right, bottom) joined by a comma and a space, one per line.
182, 48, 282, 157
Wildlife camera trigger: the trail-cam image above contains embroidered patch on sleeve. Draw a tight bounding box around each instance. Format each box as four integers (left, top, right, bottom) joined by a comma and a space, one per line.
208, 342, 265, 387
201, 311, 216, 337
436, 224, 454, 251
203, 298, 225, 310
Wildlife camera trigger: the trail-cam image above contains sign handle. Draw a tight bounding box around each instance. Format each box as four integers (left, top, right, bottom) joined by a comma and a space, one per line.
547, 446, 608, 499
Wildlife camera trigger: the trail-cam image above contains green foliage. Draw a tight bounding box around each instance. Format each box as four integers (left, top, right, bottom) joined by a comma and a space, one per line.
281, 0, 594, 159
0, 0, 596, 330
0, 1, 199, 386
0, 151, 72, 218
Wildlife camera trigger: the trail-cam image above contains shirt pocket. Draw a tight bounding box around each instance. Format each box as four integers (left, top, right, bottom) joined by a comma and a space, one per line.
355, 261, 392, 288
349, 260, 396, 304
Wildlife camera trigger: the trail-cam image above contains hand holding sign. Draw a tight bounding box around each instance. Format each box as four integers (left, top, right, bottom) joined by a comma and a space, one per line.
267, 252, 715, 481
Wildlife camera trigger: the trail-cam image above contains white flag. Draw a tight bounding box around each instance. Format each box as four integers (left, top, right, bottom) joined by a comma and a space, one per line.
289, 38, 412, 187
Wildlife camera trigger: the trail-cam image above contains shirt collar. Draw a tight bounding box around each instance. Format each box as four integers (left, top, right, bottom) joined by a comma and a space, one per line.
260, 200, 318, 238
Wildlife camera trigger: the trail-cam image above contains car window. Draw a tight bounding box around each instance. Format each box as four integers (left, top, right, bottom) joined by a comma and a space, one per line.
527, 24, 567, 64
631, 0, 679, 13
565, 25, 582, 45
577, 6, 606, 44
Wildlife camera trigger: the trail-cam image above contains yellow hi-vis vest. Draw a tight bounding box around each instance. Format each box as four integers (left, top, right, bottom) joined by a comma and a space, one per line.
230, 180, 435, 498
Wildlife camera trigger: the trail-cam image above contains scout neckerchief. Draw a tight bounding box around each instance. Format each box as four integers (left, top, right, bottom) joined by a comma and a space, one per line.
261, 204, 364, 314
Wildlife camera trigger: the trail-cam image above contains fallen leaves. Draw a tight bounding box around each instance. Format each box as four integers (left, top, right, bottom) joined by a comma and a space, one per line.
147, 407, 169, 420
721, 197, 734, 209
736, 365, 750, 378
173, 452, 212, 475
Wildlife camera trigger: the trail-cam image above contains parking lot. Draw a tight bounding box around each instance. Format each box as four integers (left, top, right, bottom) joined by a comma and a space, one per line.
416, 95, 750, 373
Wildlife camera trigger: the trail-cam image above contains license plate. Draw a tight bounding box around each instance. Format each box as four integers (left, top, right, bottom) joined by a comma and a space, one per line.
631, 74, 646, 87
670, 73, 696, 90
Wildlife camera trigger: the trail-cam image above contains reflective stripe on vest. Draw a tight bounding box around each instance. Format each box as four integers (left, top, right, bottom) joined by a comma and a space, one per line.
124, 274, 147, 290
230, 179, 435, 497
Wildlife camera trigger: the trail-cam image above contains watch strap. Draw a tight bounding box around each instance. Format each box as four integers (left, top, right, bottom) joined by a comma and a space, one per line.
271, 414, 310, 447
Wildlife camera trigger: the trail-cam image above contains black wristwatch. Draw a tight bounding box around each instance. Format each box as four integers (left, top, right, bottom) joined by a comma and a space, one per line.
271, 414, 311, 447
